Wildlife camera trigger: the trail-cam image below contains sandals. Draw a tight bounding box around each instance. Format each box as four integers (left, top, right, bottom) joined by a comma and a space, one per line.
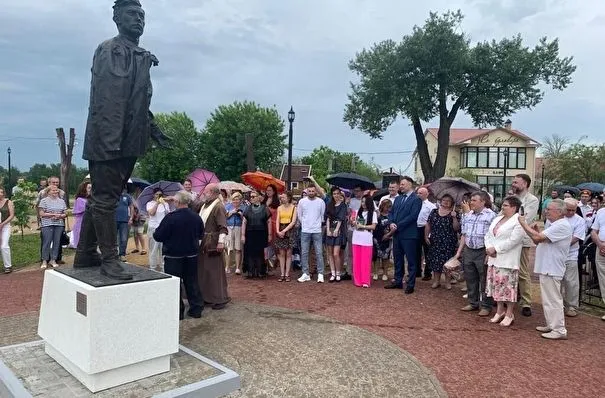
131, 249, 139, 254
278, 275, 285, 282
285, 275, 291, 282
140, 250, 147, 255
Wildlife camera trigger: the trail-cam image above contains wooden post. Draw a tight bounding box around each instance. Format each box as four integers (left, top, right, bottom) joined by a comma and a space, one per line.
245, 134, 255, 172
56, 127, 76, 207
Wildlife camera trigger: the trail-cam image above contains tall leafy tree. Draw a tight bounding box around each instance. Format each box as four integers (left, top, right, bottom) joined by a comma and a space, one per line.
199, 101, 286, 181
300, 145, 381, 188
546, 143, 605, 186
137, 112, 204, 182
344, 10, 576, 182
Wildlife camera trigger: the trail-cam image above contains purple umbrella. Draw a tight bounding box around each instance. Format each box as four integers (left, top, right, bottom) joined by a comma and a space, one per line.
187, 168, 220, 193
136, 181, 184, 215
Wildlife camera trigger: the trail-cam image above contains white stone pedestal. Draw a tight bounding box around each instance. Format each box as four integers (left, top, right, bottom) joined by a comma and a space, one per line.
38, 269, 180, 393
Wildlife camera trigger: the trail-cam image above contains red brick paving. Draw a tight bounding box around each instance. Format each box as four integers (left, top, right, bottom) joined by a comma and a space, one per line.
2, 268, 604, 397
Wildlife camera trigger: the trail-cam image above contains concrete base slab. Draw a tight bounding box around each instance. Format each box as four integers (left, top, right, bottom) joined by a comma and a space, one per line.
0, 340, 240, 398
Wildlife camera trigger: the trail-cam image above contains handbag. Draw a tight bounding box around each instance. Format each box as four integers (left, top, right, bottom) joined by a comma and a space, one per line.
60, 230, 70, 247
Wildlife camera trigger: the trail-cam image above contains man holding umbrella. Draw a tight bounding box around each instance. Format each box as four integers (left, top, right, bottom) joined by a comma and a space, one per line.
385, 177, 422, 294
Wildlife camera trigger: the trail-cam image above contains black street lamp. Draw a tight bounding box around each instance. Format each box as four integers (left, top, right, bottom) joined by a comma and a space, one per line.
538, 162, 546, 217
501, 147, 509, 203
286, 106, 295, 191
6, 147, 11, 198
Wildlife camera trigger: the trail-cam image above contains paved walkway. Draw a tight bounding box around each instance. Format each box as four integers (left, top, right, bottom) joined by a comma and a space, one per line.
1, 265, 605, 397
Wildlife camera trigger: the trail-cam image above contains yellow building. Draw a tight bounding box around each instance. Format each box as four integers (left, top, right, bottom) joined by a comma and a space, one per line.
414, 120, 540, 201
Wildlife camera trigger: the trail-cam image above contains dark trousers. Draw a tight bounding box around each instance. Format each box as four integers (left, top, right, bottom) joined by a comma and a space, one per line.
416, 226, 430, 277
164, 256, 203, 316
77, 157, 136, 263
393, 235, 419, 289
463, 246, 493, 310
117, 222, 129, 256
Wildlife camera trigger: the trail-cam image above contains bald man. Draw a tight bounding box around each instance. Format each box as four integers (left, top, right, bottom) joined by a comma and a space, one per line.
416, 187, 436, 280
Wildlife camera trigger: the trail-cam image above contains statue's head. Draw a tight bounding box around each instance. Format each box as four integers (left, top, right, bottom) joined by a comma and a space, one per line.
113, 0, 145, 39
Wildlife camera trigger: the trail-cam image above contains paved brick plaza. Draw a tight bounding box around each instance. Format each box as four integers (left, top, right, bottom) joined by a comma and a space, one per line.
1, 262, 604, 397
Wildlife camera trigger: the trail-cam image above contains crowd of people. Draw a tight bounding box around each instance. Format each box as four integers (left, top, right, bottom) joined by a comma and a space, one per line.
1, 172, 605, 334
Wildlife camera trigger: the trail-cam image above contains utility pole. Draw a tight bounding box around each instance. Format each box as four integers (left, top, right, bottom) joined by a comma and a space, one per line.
56, 127, 76, 206
245, 134, 255, 172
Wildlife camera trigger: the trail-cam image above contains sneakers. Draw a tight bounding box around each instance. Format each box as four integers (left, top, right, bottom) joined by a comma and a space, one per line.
535, 326, 551, 333
41, 261, 48, 269
373, 273, 378, 281
119, 256, 127, 262
4, 267, 12, 274
317, 274, 324, 283
297, 273, 311, 283
461, 304, 478, 312
382, 274, 388, 281
329, 274, 336, 283
541, 331, 567, 340
565, 308, 578, 317
49, 261, 58, 268
602, 315, 605, 321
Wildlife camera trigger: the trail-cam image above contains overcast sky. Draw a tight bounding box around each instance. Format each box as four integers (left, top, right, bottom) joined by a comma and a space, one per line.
1, 0, 603, 174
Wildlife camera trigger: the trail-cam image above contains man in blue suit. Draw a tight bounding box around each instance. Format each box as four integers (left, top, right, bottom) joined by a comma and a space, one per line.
385, 176, 422, 294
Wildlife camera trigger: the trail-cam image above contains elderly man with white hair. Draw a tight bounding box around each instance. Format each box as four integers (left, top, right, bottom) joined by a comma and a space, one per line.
153, 191, 205, 319
519, 198, 572, 340
545, 198, 586, 317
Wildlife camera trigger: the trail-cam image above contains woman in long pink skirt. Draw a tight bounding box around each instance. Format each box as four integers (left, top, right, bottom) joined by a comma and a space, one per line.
351, 194, 377, 288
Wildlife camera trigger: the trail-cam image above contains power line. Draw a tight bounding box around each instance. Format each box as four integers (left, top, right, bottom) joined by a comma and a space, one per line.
292, 148, 415, 155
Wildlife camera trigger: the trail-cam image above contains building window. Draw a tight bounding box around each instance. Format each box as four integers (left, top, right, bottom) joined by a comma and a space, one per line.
291, 182, 299, 190
460, 147, 526, 169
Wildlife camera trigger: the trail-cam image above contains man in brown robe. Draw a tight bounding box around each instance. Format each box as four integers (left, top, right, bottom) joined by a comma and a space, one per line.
196, 187, 230, 309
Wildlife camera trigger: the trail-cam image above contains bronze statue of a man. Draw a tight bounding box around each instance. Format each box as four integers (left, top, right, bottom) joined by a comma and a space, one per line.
74, 0, 170, 279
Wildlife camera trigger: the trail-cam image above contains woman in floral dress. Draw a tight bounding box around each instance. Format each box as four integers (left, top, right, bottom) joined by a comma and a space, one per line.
425, 194, 460, 289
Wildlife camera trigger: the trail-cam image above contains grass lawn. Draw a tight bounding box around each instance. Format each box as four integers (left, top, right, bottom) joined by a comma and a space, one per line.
9, 233, 42, 269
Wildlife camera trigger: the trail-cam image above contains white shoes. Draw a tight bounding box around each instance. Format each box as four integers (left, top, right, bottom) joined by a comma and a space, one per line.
49, 260, 58, 268
382, 274, 388, 281
372, 274, 378, 281
40, 261, 48, 269
297, 273, 311, 283
541, 331, 567, 340
317, 274, 324, 283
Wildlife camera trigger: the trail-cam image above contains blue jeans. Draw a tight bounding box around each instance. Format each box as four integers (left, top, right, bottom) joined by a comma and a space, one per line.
117, 222, 129, 256
41, 225, 64, 261
300, 232, 324, 275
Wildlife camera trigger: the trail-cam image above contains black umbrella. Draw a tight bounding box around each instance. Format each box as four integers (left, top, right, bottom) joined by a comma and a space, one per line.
428, 177, 480, 204
127, 177, 151, 190
326, 172, 376, 190
372, 188, 389, 202
553, 185, 580, 197
576, 182, 605, 194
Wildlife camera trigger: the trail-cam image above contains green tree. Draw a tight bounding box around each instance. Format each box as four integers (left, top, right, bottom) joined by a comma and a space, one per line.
25, 163, 88, 202
447, 167, 478, 183
344, 10, 576, 183
137, 112, 204, 182
550, 143, 605, 186
199, 101, 286, 181
11, 180, 38, 239
300, 146, 381, 188
0, 166, 22, 194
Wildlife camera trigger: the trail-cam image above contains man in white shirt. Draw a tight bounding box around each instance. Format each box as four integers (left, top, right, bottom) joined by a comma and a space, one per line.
297, 186, 326, 283
416, 187, 436, 281
519, 199, 572, 340
578, 190, 592, 218
343, 185, 364, 280
379, 181, 399, 205
546, 198, 585, 317
512, 173, 539, 317
590, 206, 605, 321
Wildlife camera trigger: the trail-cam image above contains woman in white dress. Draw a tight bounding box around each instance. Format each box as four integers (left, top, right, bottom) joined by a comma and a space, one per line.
484, 196, 525, 327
